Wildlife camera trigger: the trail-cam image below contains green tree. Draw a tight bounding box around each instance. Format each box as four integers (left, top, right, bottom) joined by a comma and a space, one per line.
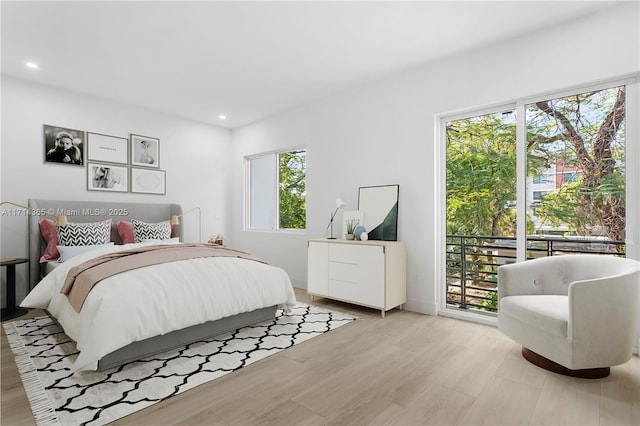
447, 113, 535, 313
446, 113, 518, 237
527, 86, 626, 242
279, 150, 306, 229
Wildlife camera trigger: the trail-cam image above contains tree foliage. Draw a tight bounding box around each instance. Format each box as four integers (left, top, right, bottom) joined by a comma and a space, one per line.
446, 113, 519, 237
528, 86, 626, 242
446, 86, 626, 243
279, 150, 306, 229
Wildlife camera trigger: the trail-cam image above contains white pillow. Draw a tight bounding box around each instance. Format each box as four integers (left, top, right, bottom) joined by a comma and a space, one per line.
56, 243, 114, 262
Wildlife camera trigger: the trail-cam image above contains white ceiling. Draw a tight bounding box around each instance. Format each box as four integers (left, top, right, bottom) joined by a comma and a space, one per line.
1, 1, 621, 129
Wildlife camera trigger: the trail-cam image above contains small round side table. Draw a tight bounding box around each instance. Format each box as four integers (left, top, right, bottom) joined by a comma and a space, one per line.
1, 258, 29, 321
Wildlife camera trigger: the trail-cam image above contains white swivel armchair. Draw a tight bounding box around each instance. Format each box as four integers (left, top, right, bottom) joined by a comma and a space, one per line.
498, 254, 640, 378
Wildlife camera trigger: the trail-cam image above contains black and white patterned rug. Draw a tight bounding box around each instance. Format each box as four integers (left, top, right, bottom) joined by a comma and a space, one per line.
3, 304, 356, 426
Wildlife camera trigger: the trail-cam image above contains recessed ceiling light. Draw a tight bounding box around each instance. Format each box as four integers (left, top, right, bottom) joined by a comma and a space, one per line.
26, 62, 39, 69
219, 115, 227, 120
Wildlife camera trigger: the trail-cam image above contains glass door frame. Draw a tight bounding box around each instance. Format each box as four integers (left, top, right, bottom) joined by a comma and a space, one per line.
435, 75, 639, 325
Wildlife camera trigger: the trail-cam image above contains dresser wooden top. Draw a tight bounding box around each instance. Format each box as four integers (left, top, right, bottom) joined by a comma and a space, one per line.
308, 238, 404, 248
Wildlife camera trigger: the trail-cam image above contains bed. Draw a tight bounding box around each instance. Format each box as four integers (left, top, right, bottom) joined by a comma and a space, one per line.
21, 199, 297, 371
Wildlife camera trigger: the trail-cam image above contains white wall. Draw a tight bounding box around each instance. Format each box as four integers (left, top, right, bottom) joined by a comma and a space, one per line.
229, 2, 640, 317
1, 77, 231, 303
2, 2, 637, 342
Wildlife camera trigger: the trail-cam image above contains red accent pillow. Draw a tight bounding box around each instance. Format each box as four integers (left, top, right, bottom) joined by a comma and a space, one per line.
38, 218, 60, 262
116, 221, 135, 244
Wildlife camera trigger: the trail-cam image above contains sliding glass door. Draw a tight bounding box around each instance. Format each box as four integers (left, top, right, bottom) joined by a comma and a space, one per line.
445, 108, 516, 314
442, 80, 634, 318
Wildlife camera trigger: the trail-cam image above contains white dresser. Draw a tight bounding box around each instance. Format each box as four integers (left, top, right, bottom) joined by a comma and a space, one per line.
307, 238, 406, 317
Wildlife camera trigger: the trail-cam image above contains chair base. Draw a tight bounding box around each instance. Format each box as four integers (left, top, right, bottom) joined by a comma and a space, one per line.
521, 347, 610, 379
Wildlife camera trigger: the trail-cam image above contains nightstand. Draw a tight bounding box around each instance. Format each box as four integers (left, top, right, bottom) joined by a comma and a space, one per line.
1, 258, 29, 321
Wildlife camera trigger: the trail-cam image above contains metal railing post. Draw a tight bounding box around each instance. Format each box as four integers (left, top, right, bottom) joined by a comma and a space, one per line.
460, 236, 467, 309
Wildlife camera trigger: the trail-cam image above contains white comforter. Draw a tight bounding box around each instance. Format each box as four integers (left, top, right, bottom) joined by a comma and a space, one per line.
20, 243, 297, 371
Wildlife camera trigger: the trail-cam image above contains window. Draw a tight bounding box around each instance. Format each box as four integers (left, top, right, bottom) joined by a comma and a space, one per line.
532, 175, 553, 184
440, 77, 637, 321
532, 191, 550, 200
527, 86, 626, 245
246, 149, 306, 230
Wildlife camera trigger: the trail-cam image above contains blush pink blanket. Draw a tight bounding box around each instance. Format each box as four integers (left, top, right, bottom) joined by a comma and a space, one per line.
60, 244, 266, 312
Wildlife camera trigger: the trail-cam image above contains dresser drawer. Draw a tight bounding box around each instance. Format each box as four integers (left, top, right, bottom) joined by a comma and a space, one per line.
329, 261, 358, 283
329, 243, 382, 264
330, 278, 384, 308
329, 245, 385, 308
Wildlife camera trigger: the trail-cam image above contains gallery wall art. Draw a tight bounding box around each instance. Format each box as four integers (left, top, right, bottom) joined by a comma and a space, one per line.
44, 124, 166, 195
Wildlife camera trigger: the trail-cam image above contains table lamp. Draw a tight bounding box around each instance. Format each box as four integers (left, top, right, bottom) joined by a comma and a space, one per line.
325, 198, 345, 239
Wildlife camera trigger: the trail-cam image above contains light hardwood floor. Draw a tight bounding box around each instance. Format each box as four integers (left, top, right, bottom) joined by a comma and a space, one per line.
2, 288, 639, 425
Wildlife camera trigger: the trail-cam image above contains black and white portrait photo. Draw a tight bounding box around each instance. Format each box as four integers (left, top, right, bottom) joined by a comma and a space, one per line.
131, 134, 159, 168
87, 162, 128, 192
44, 124, 84, 166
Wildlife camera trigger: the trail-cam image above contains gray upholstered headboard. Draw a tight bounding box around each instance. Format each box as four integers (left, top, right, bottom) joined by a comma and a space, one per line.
28, 199, 183, 288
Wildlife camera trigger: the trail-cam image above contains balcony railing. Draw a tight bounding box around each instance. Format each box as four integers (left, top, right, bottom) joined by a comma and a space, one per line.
445, 235, 626, 315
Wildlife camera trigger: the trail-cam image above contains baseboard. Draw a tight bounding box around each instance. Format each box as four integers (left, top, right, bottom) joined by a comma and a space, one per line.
404, 300, 437, 316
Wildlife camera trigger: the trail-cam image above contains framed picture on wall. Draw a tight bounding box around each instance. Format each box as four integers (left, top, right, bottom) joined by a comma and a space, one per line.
43, 124, 84, 166
130, 134, 159, 168
87, 162, 128, 192
131, 167, 166, 195
87, 132, 128, 164
358, 184, 399, 241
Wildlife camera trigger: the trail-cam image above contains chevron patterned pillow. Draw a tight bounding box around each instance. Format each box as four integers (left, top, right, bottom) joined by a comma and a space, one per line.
132, 220, 172, 243
56, 219, 112, 246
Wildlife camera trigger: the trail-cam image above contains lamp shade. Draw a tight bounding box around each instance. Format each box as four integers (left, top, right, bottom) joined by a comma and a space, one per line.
326, 198, 346, 239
